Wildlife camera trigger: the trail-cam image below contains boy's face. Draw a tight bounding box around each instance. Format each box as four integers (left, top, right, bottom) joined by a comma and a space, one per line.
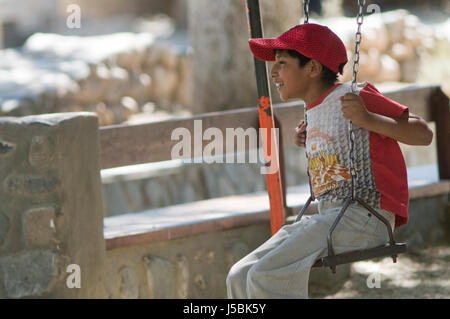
270, 50, 310, 101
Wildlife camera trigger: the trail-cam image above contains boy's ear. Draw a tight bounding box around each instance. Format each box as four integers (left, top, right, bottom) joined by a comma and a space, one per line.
308, 59, 323, 78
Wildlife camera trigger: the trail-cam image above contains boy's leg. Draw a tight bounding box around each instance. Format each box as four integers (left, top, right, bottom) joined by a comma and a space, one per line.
227, 213, 333, 299
322, 200, 396, 254
245, 200, 395, 298
227, 200, 395, 299
245, 214, 331, 298
226, 222, 295, 298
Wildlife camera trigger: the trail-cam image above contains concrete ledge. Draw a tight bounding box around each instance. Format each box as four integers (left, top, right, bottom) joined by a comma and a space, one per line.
104, 178, 449, 251
408, 180, 450, 198
104, 184, 316, 250
104, 198, 270, 250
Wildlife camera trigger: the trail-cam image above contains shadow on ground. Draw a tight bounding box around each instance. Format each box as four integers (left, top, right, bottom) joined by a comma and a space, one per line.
309, 245, 450, 299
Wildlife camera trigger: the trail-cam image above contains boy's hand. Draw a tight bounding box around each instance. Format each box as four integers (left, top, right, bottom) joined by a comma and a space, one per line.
340, 93, 371, 127
294, 120, 307, 148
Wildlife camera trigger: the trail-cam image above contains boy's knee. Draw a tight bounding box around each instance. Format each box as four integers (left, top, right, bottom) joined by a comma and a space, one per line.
226, 263, 243, 287
225, 268, 233, 288
246, 261, 264, 283
226, 262, 251, 298
245, 263, 271, 298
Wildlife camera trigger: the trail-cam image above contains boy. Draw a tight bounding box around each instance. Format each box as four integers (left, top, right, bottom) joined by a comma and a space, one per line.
226, 23, 432, 299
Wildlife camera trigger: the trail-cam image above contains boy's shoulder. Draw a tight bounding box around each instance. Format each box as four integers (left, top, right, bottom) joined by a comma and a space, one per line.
319, 81, 408, 119
324, 81, 368, 100
321, 81, 354, 103
357, 81, 409, 118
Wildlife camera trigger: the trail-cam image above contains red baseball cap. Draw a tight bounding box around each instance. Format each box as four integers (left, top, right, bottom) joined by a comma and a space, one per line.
249, 23, 348, 74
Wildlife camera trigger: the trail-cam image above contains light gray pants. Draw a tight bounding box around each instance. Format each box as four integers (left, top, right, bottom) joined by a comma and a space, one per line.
226, 200, 395, 299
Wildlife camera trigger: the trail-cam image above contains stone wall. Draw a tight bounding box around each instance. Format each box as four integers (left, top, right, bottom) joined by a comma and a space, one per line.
102, 193, 449, 299
0, 28, 192, 126
0, 112, 447, 298
104, 223, 271, 299
1, 9, 449, 125
0, 112, 106, 298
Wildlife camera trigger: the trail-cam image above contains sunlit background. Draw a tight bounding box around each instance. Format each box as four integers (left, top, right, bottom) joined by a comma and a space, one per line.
0, 0, 448, 299
0, 0, 449, 125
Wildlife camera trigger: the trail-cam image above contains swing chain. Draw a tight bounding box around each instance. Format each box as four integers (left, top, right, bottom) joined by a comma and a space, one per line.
303, 0, 310, 24
351, 0, 365, 93
300, 0, 365, 210
348, 124, 357, 200
295, 0, 405, 270
299, 1, 313, 205
348, 0, 365, 200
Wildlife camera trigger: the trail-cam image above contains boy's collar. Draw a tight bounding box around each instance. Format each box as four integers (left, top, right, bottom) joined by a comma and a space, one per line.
306, 83, 342, 110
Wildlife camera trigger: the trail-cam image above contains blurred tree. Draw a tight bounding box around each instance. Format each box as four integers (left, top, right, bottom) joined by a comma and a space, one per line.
187, 0, 301, 114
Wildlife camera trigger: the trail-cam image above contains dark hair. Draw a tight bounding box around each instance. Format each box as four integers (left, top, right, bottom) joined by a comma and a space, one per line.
274, 49, 345, 86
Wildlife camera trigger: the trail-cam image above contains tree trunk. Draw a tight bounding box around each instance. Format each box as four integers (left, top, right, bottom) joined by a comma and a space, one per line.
187, 0, 301, 114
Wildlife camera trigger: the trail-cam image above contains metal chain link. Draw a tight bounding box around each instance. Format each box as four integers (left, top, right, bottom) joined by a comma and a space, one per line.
351, 0, 365, 93
301, 0, 365, 202
301, 1, 312, 198
304, 109, 315, 201
303, 0, 310, 24
349, 0, 366, 200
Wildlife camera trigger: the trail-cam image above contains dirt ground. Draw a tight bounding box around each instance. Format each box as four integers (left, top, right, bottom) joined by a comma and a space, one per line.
310, 245, 450, 299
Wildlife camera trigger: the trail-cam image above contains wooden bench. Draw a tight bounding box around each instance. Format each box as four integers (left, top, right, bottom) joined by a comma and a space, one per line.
100, 85, 450, 250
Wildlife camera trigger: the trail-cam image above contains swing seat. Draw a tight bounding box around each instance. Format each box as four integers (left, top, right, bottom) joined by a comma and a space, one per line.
312, 242, 407, 269
296, 196, 408, 273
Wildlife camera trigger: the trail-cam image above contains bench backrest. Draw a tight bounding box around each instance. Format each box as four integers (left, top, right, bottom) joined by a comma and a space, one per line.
99, 85, 449, 180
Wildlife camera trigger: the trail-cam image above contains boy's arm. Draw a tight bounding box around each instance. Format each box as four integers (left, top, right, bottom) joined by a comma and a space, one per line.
294, 120, 307, 147
340, 93, 433, 146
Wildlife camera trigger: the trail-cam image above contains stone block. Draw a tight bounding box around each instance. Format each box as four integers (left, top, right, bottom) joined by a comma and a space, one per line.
0, 212, 10, 246
0, 140, 15, 157
4, 174, 58, 196
143, 255, 175, 298
175, 254, 189, 299
194, 274, 206, 290
0, 250, 59, 298
118, 266, 139, 299
29, 135, 55, 168
22, 206, 56, 248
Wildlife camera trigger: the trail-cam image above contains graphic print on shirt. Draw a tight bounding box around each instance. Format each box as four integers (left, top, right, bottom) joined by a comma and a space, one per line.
306, 127, 352, 197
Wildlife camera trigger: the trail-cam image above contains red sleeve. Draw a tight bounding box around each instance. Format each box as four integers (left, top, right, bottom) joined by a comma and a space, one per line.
360, 82, 409, 118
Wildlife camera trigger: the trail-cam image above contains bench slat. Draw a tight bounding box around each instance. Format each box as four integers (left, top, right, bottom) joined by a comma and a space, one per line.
99, 85, 444, 170
104, 179, 449, 250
